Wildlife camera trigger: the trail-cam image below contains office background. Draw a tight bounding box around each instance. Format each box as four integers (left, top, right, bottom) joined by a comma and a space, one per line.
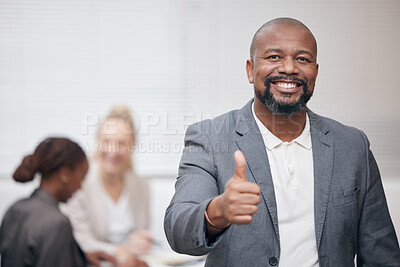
0, 0, 399, 250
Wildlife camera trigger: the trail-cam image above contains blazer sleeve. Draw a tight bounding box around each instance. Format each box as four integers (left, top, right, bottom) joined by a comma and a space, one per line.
357, 131, 400, 266
164, 121, 228, 256
65, 190, 117, 255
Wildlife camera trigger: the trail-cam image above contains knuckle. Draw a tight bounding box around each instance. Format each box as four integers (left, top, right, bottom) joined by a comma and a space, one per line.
231, 182, 241, 190
246, 215, 253, 223
227, 194, 236, 204
252, 206, 258, 214
256, 185, 261, 193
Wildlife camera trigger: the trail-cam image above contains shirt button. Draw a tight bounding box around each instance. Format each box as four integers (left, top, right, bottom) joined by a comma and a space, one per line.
269, 256, 278, 266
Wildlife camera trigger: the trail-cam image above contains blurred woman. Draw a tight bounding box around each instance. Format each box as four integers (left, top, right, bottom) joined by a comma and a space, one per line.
65, 106, 152, 267
0, 137, 116, 267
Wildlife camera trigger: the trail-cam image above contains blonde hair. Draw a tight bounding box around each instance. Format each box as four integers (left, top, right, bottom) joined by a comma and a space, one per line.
96, 105, 136, 171
107, 105, 135, 136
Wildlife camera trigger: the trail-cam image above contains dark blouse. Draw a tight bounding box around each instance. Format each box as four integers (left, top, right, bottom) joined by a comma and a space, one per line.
0, 188, 87, 267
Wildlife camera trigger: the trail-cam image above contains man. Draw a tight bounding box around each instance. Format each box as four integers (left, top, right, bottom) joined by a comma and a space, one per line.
164, 18, 400, 266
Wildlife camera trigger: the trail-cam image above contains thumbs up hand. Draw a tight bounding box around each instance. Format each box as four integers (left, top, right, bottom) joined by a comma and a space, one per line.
233, 149, 247, 181
205, 151, 261, 232
222, 150, 261, 224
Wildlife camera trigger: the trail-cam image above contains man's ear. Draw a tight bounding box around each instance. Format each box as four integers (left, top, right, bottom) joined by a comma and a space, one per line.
246, 59, 254, 84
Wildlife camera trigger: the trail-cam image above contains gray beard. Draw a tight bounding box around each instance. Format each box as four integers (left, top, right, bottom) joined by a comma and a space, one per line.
255, 76, 312, 115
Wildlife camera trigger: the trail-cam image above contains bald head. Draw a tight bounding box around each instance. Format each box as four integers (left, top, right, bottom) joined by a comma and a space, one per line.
250, 18, 317, 61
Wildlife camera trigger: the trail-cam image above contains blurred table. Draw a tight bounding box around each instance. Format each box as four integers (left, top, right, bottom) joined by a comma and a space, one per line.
99, 248, 205, 267
140, 247, 205, 267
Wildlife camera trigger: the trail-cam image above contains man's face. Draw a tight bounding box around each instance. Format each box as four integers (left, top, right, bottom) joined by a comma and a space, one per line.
246, 24, 319, 115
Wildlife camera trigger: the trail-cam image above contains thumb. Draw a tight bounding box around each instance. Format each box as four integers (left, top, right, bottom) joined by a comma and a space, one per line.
234, 150, 247, 181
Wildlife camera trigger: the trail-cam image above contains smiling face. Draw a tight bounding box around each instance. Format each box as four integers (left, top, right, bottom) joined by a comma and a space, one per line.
246, 22, 319, 115
97, 117, 135, 176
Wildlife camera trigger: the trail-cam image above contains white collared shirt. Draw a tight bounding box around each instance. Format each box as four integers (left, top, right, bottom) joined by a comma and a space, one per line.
252, 104, 319, 267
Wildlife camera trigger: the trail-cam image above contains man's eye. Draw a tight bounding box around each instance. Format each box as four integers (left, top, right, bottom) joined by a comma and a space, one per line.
297, 57, 311, 62
267, 55, 280, 60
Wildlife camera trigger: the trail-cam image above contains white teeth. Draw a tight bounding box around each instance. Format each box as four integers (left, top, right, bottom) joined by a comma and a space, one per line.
276, 82, 297, 89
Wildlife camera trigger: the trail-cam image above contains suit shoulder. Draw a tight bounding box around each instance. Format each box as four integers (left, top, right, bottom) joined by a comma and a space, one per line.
314, 113, 368, 145
316, 114, 362, 133
186, 108, 240, 136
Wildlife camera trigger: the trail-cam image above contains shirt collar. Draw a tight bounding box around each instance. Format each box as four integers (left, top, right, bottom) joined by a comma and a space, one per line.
252, 103, 312, 151
295, 115, 312, 150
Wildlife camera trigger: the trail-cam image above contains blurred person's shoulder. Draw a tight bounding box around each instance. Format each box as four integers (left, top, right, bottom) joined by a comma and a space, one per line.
3, 190, 70, 235
126, 171, 149, 189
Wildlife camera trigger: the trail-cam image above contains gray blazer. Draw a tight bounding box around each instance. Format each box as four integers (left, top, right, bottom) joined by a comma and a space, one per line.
0, 189, 86, 267
164, 99, 400, 266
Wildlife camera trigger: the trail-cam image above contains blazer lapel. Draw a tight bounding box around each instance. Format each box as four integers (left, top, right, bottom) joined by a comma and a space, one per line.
308, 110, 334, 250
234, 100, 280, 241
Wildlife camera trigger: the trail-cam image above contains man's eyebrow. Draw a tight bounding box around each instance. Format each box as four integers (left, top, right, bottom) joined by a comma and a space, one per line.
297, 50, 314, 58
264, 48, 282, 54
263, 49, 314, 57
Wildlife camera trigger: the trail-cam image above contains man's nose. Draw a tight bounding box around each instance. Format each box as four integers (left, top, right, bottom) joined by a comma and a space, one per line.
277, 57, 298, 75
